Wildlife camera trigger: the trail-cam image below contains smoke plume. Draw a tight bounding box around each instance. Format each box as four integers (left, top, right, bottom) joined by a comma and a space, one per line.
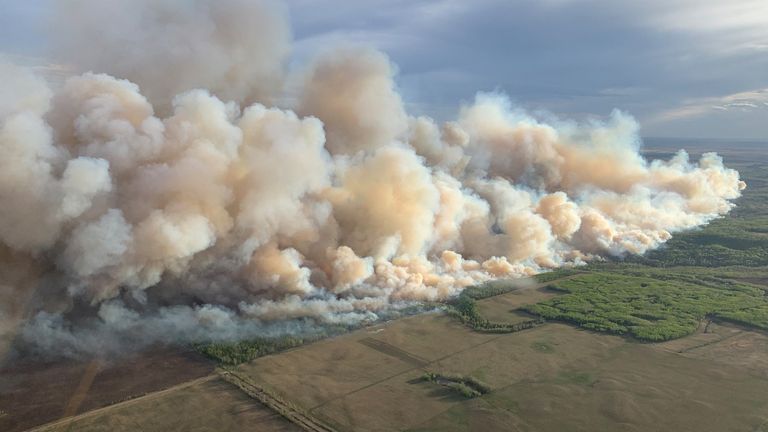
0, 0, 745, 358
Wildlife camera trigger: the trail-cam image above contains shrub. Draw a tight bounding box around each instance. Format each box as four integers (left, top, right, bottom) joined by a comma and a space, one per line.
420, 371, 491, 398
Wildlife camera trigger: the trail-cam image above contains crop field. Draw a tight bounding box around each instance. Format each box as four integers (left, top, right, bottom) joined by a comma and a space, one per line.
662, 322, 768, 377
417, 335, 768, 432
474, 285, 556, 324
232, 300, 768, 432
33, 376, 301, 432
0, 347, 214, 432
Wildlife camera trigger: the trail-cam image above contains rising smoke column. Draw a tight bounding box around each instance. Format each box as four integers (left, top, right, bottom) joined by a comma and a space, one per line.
53, 0, 291, 109
0, 0, 745, 358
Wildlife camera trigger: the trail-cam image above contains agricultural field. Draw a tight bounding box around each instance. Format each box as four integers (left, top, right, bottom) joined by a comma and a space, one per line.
474, 284, 556, 324
232, 305, 768, 432
0, 347, 214, 432
33, 376, 301, 432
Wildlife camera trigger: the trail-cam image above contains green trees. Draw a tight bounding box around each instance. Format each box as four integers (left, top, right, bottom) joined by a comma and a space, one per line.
421, 371, 491, 398
523, 272, 768, 342
448, 292, 544, 333
195, 336, 307, 365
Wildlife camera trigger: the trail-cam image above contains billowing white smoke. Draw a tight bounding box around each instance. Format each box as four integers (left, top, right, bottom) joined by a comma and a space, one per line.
53, 0, 290, 109
0, 0, 745, 357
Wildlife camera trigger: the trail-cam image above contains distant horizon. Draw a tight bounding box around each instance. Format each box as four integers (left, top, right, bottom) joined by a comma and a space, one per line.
641, 136, 767, 144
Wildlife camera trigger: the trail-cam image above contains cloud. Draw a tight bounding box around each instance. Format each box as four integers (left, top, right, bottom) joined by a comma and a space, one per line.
650, 88, 768, 123
3, 0, 768, 138
646, 0, 768, 54
726, 102, 759, 109
285, 0, 768, 137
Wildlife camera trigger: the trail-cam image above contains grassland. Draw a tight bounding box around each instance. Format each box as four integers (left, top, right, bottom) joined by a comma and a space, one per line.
232, 308, 768, 432
449, 292, 545, 334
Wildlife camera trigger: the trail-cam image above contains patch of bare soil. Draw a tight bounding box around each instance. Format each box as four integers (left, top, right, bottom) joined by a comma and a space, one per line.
0, 346, 213, 432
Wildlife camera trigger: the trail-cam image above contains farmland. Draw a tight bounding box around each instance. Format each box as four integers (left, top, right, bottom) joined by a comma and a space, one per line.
32, 376, 302, 432
0, 347, 214, 432
232, 296, 768, 431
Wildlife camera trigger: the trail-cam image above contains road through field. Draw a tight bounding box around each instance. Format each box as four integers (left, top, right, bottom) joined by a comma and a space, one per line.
219, 370, 338, 432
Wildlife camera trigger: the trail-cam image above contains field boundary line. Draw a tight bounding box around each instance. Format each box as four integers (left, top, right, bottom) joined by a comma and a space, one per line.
219, 369, 338, 432
357, 337, 429, 367
310, 325, 533, 412
27, 375, 217, 432
675, 329, 744, 354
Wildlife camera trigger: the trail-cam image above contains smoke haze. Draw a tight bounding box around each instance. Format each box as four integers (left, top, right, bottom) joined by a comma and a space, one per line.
0, 0, 745, 358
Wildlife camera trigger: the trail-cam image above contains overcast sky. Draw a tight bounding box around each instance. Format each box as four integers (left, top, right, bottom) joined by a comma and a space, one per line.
2, 0, 766, 140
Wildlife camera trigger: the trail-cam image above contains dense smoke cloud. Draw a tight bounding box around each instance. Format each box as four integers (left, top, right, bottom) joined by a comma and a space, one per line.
0, 0, 745, 358
53, 0, 291, 109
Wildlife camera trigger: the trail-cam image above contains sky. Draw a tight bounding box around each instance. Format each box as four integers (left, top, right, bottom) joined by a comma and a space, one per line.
1, 0, 766, 140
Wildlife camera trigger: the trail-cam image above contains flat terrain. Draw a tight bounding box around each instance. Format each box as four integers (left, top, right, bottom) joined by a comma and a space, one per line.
0, 347, 214, 432
475, 285, 556, 324
659, 321, 768, 378
13, 280, 768, 432
32, 376, 301, 432
232, 289, 768, 431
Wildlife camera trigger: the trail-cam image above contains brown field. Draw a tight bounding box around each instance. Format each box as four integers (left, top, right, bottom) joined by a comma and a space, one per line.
0, 346, 214, 432
652, 320, 768, 378
677, 328, 768, 378
32, 376, 301, 432
475, 285, 556, 323
416, 340, 768, 432
232, 287, 768, 432
650, 320, 742, 354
